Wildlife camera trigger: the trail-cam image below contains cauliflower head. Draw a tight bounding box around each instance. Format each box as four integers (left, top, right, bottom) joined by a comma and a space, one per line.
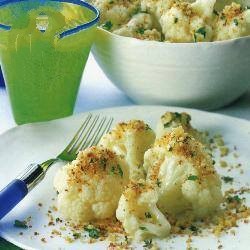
156, 111, 209, 147
89, 0, 140, 30
54, 146, 129, 225
159, 0, 215, 42
116, 180, 171, 241
99, 120, 155, 181
113, 13, 162, 41
141, 0, 175, 19
213, 3, 250, 41
144, 126, 223, 219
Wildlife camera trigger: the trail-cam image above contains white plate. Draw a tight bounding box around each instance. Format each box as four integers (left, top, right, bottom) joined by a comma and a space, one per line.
0, 105, 250, 250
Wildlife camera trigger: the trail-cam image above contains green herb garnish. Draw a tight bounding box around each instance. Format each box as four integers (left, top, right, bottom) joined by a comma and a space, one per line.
213, 10, 219, 16
145, 212, 152, 218
221, 176, 234, 183
196, 27, 206, 38
227, 195, 241, 204
174, 17, 178, 23
187, 175, 198, 181
72, 232, 81, 239
110, 165, 123, 177
145, 124, 152, 130
164, 122, 171, 128
143, 239, 153, 248
14, 220, 28, 228
84, 226, 100, 239
139, 226, 147, 230
118, 165, 123, 177
156, 179, 162, 187
233, 19, 238, 26
137, 27, 145, 34
194, 27, 206, 42
102, 21, 113, 31
189, 225, 198, 232
100, 158, 107, 169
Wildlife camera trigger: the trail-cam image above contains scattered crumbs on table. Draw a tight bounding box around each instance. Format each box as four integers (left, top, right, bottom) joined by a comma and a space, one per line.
41, 237, 47, 243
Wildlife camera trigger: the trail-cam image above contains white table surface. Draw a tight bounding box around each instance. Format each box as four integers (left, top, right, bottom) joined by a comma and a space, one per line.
0, 53, 250, 135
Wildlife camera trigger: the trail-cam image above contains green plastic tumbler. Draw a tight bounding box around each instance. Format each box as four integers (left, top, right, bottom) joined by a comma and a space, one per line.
0, 0, 99, 124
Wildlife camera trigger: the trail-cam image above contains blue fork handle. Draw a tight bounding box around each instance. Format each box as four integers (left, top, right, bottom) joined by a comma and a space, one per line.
0, 179, 28, 220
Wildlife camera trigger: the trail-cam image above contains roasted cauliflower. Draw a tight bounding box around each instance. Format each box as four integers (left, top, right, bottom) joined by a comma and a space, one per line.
90, 0, 140, 30
99, 120, 155, 181
54, 146, 129, 225
213, 3, 250, 41
144, 126, 223, 219
113, 13, 162, 41
159, 0, 215, 42
156, 111, 209, 147
116, 180, 171, 241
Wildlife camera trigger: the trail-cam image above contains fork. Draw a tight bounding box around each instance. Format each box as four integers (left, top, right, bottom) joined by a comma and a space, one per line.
0, 114, 113, 220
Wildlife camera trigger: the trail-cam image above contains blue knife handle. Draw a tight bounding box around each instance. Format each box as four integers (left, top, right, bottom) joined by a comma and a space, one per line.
0, 179, 28, 220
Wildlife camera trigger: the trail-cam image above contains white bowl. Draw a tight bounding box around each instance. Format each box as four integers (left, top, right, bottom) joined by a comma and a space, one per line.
92, 28, 250, 110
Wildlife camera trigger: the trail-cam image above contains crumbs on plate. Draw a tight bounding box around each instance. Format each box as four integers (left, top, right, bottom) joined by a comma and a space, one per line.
14, 112, 250, 250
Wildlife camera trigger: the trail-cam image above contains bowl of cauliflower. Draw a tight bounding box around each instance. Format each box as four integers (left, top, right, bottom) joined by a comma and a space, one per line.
90, 0, 250, 110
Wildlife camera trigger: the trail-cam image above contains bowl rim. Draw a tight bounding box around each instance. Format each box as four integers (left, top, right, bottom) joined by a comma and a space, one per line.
97, 26, 250, 47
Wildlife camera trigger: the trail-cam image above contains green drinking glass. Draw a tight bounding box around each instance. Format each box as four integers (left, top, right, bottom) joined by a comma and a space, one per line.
0, 0, 99, 124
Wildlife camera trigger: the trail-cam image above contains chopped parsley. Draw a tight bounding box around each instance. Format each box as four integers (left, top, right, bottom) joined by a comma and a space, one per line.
174, 17, 178, 23
100, 158, 107, 169
102, 21, 113, 31
109, 0, 114, 4
156, 179, 162, 187
84, 226, 100, 239
139, 226, 147, 230
164, 121, 171, 128
213, 9, 219, 16
110, 165, 123, 177
143, 239, 153, 248
145, 212, 152, 218
189, 225, 198, 232
233, 19, 239, 26
145, 124, 152, 130
174, 112, 182, 119
14, 220, 28, 228
221, 176, 234, 183
227, 195, 242, 204
72, 232, 81, 239
194, 27, 206, 42
187, 175, 198, 181
137, 27, 145, 35
117, 165, 123, 177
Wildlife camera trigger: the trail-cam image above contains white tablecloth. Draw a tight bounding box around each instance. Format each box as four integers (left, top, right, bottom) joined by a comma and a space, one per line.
0, 54, 250, 134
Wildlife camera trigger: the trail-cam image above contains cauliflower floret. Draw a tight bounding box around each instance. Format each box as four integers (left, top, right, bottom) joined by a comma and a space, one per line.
90, 0, 140, 29
116, 180, 171, 241
160, 0, 215, 42
144, 126, 223, 219
99, 120, 155, 181
156, 112, 209, 147
54, 146, 129, 225
141, 0, 175, 19
213, 3, 250, 41
113, 13, 162, 41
